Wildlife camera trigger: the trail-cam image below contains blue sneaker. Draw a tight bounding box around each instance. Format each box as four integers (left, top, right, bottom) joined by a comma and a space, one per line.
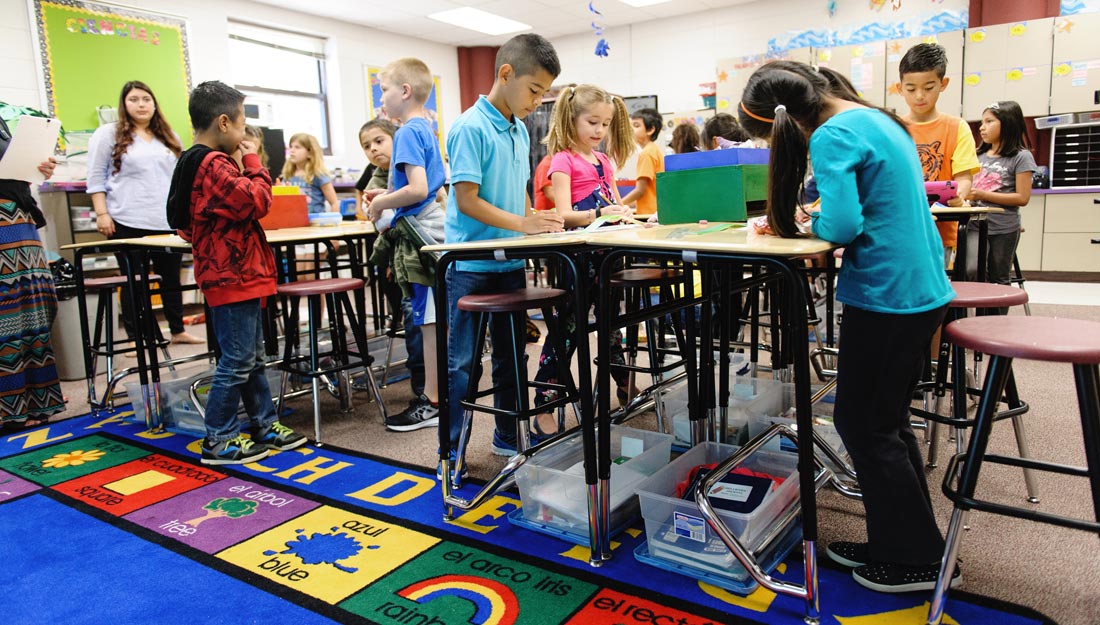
435, 450, 469, 482
251, 421, 307, 451
491, 429, 546, 457
201, 435, 270, 465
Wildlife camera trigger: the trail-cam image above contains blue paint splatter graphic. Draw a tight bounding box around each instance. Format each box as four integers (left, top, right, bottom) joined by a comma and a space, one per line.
262, 527, 379, 573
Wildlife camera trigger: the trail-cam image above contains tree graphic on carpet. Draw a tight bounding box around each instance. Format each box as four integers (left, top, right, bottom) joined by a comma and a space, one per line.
186, 497, 258, 526
263, 527, 380, 574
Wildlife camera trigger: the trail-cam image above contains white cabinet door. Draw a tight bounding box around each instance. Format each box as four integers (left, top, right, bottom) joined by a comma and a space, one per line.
962, 19, 1054, 120
1051, 13, 1100, 114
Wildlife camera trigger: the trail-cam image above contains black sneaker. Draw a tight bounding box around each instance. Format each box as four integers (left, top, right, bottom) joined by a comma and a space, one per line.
826, 541, 871, 568
201, 435, 270, 465
385, 395, 439, 432
252, 421, 307, 451
852, 561, 961, 594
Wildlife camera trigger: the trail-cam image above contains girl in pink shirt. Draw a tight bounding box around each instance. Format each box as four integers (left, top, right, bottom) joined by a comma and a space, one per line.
532, 84, 636, 435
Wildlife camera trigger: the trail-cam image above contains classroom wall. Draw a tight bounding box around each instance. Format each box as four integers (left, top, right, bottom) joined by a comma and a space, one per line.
548, 0, 970, 112
0, 0, 463, 171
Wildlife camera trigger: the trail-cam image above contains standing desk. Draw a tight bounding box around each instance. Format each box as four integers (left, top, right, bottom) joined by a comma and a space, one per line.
930, 206, 1002, 281
424, 231, 610, 565
62, 221, 379, 430
585, 223, 835, 623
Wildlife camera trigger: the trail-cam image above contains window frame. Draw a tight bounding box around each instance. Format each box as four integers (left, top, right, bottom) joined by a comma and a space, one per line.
227, 21, 332, 154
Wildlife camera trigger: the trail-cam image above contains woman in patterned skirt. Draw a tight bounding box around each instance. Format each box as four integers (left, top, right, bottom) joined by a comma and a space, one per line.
0, 115, 65, 429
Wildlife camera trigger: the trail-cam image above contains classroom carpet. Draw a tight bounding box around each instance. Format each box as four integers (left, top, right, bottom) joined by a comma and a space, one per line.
0, 410, 1055, 625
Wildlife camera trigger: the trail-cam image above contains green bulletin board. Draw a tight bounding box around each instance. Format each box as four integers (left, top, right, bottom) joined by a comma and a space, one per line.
32, 0, 192, 144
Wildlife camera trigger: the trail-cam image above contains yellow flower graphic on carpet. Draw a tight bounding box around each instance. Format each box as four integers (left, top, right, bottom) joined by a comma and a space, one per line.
41, 449, 106, 468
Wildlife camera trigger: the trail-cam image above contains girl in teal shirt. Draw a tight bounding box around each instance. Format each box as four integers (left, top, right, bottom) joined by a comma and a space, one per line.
739, 61, 955, 594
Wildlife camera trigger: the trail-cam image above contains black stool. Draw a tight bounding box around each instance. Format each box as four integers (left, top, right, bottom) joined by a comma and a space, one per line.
452, 287, 580, 485
85, 273, 172, 412
276, 277, 381, 444
911, 282, 1036, 503
608, 267, 687, 425
927, 315, 1100, 625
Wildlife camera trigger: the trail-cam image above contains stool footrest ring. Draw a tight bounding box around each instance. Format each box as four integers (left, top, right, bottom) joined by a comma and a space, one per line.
942, 452, 1100, 533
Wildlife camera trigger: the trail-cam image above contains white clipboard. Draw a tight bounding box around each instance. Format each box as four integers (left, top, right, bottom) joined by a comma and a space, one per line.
0, 116, 61, 183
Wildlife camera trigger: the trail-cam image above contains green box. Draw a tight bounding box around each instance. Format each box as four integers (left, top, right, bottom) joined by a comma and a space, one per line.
655, 164, 768, 224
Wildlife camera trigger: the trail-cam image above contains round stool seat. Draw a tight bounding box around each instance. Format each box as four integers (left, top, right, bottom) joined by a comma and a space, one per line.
85, 274, 162, 290
949, 282, 1028, 309
457, 287, 568, 313
609, 268, 683, 288
276, 277, 364, 297
945, 316, 1100, 364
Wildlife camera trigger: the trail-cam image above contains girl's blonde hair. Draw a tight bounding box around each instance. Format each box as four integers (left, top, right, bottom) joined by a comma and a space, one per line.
282, 132, 329, 183
244, 125, 268, 169
545, 84, 634, 169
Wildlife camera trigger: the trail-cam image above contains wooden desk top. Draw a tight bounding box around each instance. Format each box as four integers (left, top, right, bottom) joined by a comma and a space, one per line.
61, 221, 377, 252
586, 223, 836, 256
929, 205, 1003, 216
423, 230, 591, 253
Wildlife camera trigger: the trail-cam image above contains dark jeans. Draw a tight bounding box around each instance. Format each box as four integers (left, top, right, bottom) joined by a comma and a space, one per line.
533, 252, 627, 407
401, 295, 425, 397
445, 266, 526, 446
111, 222, 186, 336
832, 303, 948, 565
203, 298, 277, 442
985, 230, 1020, 287
984, 230, 1020, 315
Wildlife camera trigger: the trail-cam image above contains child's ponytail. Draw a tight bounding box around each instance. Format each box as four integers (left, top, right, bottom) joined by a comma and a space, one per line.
739, 62, 825, 238
545, 86, 578, 155
606, 96, 635, 169
766, 105, 810, 238
545, 84, 636, 167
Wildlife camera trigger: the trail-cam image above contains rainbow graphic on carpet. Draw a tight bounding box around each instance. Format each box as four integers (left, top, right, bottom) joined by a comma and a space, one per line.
0, 411, 1052, 625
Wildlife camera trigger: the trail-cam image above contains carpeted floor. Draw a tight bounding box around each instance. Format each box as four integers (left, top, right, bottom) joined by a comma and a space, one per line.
1, 414, 1053, 625
48, 301, 1100, 625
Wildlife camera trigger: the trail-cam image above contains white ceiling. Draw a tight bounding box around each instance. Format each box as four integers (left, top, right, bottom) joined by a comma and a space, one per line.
248, 0, 756, 47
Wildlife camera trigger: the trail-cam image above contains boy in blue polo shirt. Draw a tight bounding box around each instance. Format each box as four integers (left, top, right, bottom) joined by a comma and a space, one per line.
442, 34, 563, 480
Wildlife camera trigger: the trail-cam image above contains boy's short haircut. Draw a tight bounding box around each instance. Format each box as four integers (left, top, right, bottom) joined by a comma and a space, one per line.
381, 58, 434, 104
189, 81, 245, 132
495, 33, 561, 79
359, 118, 398, 138
631, 108, 663, 141
899, 43, 948, 79
702, 113, 749, 147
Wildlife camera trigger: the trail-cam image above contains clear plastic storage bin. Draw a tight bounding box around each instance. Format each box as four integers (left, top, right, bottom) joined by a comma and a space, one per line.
636, 441, 800, 581
745, 382, 846, 459
514, 425, 673, 540
655, 354, 770, 446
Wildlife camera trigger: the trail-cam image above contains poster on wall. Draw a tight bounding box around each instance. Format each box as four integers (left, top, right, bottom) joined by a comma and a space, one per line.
364, 66, 444, 154
29, 0, 192, 142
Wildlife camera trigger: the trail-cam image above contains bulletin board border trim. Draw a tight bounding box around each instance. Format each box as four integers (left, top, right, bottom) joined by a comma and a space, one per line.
28, 0, 192, 119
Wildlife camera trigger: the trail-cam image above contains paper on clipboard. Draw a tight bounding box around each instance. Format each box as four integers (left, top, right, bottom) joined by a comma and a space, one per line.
0, 116, 61, 183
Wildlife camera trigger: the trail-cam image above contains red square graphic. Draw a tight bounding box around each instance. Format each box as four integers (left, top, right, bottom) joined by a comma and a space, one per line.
566, 588, 724, 625
53, 454, 226, 516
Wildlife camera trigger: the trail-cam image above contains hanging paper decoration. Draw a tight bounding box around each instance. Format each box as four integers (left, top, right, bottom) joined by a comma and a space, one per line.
870, 0, 886, 10
828, 0, 837, 17
589, 1, 610, 57
892, 0, 902, 10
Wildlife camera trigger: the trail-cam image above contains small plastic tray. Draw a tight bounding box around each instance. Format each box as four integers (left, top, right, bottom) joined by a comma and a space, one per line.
308, 212, 343, 227
633, 517, 801, 595
506, 506, 635, 546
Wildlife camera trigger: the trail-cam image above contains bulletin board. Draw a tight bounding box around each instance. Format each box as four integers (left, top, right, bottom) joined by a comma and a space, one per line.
30, 0, 192, 142
364, 65, 444, 154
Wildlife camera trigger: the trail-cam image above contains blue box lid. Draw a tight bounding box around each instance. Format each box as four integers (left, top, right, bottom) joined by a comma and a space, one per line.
665, 148, 769, 171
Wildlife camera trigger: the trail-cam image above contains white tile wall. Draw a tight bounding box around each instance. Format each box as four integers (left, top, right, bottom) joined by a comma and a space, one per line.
549, 0, 969, 112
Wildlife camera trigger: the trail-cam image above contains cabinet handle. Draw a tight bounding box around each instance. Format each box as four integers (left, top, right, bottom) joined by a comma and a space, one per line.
1093, 239, 1100, 244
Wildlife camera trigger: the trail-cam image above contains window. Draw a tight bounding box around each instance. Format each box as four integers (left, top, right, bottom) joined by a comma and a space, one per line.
227, 21, 331, 152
